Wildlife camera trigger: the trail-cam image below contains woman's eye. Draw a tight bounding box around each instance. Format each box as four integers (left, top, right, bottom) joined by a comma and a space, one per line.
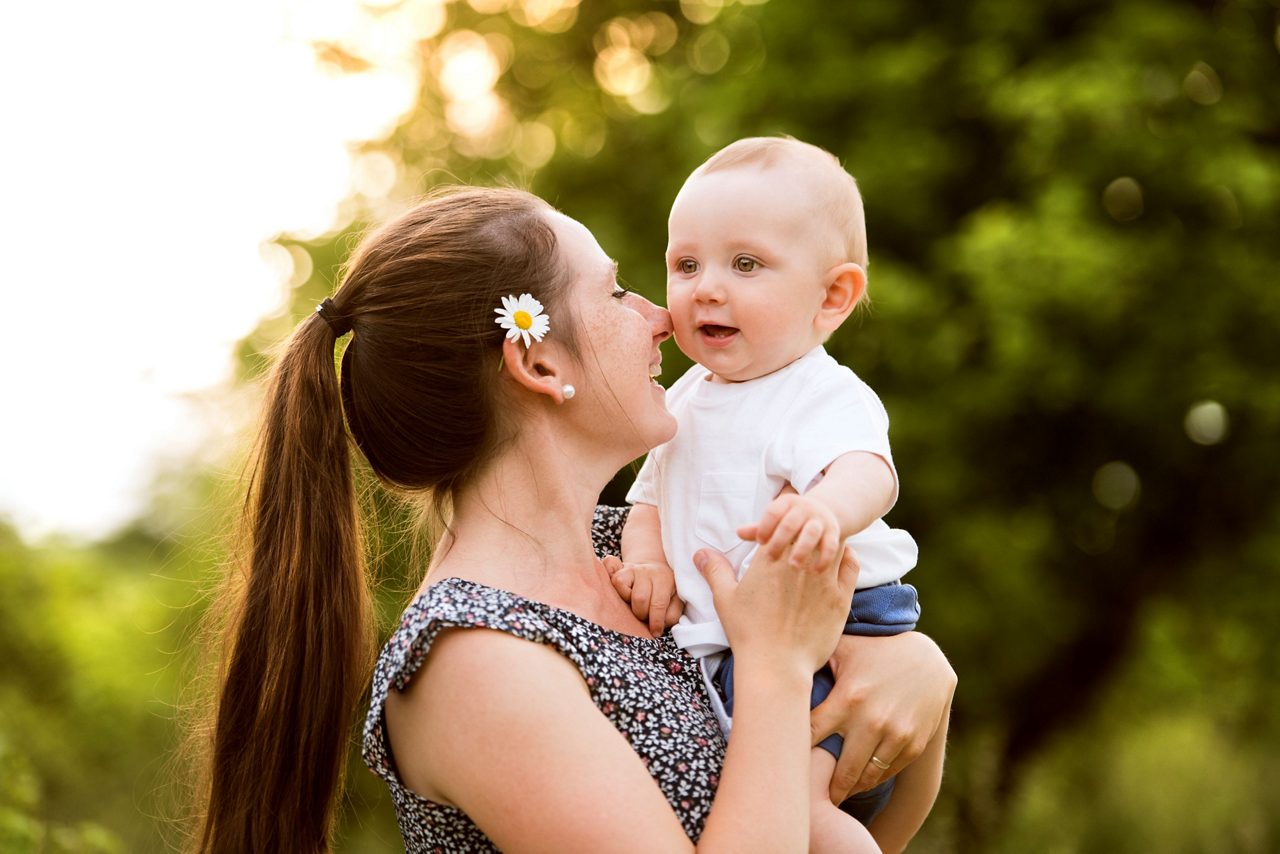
733, 256, 759, 273
677, 258, 698, 274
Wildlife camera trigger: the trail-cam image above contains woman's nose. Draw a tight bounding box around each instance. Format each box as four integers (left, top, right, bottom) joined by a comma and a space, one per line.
639, 296, 672, 344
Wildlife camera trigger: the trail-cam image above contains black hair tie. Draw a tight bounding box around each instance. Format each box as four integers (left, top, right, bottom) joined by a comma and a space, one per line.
316, 298, 353, 336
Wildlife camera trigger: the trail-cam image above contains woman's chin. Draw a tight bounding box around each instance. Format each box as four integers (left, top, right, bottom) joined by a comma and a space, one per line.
652, 411, 678, 447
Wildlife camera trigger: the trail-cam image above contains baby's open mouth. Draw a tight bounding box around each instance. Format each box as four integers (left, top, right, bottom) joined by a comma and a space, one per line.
699, 324, 738, 339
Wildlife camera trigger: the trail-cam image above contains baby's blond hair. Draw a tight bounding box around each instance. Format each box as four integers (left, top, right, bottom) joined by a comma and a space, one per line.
692, 136, 868, 270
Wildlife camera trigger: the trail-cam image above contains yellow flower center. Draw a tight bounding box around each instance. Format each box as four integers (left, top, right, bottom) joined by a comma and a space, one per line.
513, 310, 533, 330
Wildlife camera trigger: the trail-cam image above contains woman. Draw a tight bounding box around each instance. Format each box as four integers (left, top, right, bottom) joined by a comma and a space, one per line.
196, 187, 954, 852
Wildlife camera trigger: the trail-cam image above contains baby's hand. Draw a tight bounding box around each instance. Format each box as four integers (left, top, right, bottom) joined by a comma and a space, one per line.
604, 556, 685, 636
737, 493, 841, 572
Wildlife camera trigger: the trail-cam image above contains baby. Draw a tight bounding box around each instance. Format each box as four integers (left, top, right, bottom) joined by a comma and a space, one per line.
613, 137, 946, 853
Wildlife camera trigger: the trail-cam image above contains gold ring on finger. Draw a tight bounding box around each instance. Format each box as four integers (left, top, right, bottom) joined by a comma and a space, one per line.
869, 755, 891, 771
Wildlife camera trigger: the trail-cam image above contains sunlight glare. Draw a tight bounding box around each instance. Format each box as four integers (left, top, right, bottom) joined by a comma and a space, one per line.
439, 30, 502, 100
0, 0, 427, 540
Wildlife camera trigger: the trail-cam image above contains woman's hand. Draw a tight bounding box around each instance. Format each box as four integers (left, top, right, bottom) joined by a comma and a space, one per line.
693, 544, 860, 853
812, 632, 957, 802
698, 543, 860, 677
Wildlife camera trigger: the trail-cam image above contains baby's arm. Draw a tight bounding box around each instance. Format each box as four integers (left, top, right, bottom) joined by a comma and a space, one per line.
613, 503, 684, 634
738, 451, 896, 571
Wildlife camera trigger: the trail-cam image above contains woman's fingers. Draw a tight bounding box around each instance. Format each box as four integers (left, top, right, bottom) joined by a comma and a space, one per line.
836, 546, 860, 591
850, 731, 910, 794
694, 549, 736, 600
818, 633, 956, 802
811, 683, 872, 800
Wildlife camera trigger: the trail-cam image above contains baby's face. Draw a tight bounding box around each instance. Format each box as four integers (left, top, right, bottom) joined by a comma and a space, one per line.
665, 164, 839, 383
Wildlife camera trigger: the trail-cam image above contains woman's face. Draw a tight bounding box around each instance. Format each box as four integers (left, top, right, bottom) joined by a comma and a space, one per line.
544, 210, 677, 456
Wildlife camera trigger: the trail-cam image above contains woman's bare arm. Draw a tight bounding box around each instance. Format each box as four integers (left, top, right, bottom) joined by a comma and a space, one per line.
387, 628, 698, 851
811, 631, 957, 803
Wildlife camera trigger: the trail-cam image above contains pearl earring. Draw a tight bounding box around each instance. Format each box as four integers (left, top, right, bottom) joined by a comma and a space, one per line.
562, 384, 576, 401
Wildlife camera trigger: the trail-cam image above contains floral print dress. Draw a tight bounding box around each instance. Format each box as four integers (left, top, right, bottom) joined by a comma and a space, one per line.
361, 507, 727, 852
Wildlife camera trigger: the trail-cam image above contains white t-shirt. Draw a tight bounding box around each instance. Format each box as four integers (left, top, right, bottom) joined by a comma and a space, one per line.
627, 346, 918, 659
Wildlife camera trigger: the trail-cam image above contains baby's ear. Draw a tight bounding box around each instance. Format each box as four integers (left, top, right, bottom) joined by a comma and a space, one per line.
815, 263, 866, 333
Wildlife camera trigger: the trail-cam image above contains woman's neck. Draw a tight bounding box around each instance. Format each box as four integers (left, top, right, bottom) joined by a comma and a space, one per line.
426, 420, 619, 607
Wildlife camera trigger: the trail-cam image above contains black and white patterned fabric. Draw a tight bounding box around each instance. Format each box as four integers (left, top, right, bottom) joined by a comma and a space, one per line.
362, 506, 726, 852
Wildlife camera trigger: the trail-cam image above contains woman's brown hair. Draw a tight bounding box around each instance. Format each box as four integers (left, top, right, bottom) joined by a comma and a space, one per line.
196, 187, 576, 853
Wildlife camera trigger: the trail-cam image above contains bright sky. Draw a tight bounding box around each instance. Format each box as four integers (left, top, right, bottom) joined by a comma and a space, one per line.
0, 0, 426, 541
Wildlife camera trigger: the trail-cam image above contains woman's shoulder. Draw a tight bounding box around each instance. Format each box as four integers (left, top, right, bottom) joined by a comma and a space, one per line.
362, 576, 725, 846
372, 577, 560, 696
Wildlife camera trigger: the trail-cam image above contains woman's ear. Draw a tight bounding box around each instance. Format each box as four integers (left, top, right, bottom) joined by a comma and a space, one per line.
815, 263, 867, 334
500, 337, 575, 404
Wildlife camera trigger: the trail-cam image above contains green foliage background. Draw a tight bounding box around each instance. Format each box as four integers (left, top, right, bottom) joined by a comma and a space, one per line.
3, 0, 1278, 851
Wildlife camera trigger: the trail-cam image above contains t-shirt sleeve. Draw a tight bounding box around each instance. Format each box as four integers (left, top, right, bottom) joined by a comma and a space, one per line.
626, 449, 660, 506
766, 370, 898, 501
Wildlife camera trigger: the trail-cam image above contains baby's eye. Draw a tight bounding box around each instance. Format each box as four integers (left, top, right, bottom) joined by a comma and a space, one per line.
733, 255, 760, 273
676, 258, 699, 275
612, 284, 633, 300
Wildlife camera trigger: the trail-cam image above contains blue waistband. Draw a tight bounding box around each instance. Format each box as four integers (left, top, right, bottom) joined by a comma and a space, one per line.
845, 581, 920, 636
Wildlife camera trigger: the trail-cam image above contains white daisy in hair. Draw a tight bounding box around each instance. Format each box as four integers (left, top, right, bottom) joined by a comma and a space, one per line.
494, 293, 550, 347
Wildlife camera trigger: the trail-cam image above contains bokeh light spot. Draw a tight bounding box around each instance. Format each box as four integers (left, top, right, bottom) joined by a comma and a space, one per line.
404, 0, 448, 40
643, 12, 679, 55
594, 45, 652, 96
514, 121, 556, 167
1183, 62, 1222, 105
1103, 177, 1144, 222
680, 0, 725, 25
285, 244, 314, 287
352, 150, 399, 198
439, 30, 501, 101
1185, 401, 1229, 445
627, 81, 672, 115
689, 29, 730, 75
511, 0, 581, 31
1093, 461, 1141, 511
562, 113, 606, 158
1208, 185, 1242, 229
446, 91, 506, 138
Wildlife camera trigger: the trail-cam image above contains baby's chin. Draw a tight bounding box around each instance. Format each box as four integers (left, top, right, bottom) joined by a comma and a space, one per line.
710, 351, 814, 384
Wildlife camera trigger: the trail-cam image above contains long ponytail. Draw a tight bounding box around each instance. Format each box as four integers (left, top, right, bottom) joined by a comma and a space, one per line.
199, 314, 371, 853
193, 187, 577, 852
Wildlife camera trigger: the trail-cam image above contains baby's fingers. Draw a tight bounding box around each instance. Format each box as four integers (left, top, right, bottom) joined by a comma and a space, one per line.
816, 529, 840, 575
630, 575, 652, 623
611, 567, 635, 601
647, 586, 671, 636
789, 518, 826, 569
765, 509, 805, 559
751, 500, 788, 545
602, 555, 623, 576
663, 596, 684, 629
